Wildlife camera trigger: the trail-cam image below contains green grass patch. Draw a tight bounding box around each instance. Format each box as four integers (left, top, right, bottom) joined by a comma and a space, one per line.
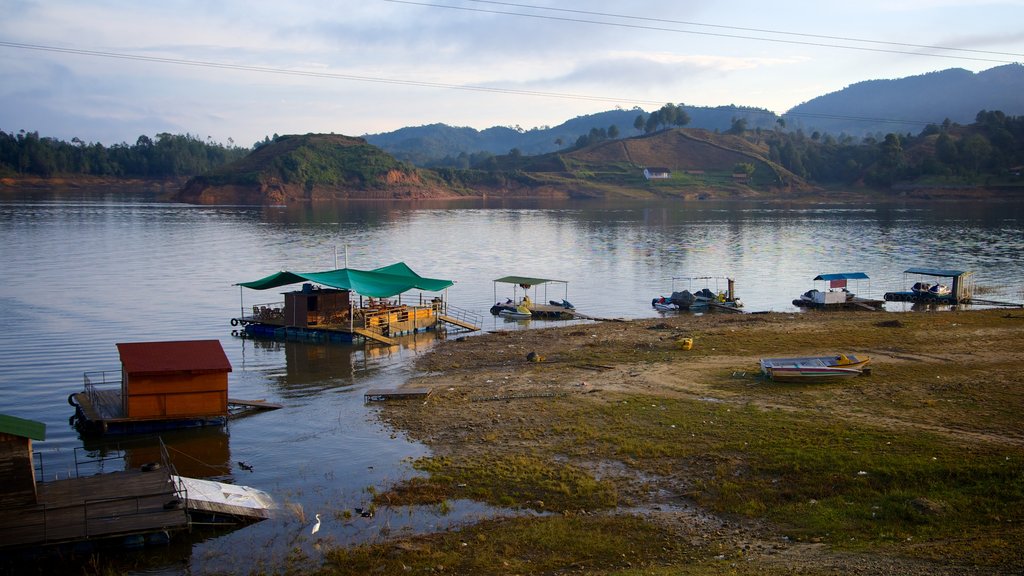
317, 515, 694, 576
552, 394, 1023, 565
382, 453, 618, 512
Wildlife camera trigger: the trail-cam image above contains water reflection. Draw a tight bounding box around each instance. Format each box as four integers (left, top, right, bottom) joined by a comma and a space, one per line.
79, 427, 233, 480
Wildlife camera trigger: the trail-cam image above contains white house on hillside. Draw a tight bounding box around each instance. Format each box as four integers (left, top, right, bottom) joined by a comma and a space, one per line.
643, 167, 671, 180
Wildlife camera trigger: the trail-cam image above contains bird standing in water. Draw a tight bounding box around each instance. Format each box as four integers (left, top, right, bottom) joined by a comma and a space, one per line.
311, 513, 321, 535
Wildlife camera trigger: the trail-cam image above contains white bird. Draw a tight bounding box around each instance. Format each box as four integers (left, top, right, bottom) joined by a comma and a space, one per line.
311, 513, 321, 535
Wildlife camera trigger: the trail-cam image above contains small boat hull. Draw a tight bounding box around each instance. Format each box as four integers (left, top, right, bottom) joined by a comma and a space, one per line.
498, 309, 531, 320
760, 354, 869, 382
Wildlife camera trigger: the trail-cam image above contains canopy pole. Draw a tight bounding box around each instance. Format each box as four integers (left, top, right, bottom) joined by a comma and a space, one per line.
239, 286, 244, 318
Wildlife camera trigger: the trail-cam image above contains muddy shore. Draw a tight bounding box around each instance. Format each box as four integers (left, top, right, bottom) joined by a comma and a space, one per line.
362, 309, 1024, 575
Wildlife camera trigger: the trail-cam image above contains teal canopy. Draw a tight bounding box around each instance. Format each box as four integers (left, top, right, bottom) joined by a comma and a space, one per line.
237, 262, 454, 298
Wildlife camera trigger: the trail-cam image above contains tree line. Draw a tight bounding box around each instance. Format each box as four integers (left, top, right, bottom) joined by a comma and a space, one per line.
0, 131, 248, 178
763, 110, 1024, 187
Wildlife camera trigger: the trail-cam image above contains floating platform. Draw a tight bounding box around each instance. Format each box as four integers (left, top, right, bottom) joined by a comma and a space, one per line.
883, 291, 958, 304
489, 303, 578, 319
70, 389, 281, 435
793, 296, 885, 311
364, 388, 432, 402
0, 465, 188, 552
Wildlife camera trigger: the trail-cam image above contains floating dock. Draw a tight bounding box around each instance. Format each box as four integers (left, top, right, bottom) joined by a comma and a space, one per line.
364, 388, 432, 402
0, 461, 187, 552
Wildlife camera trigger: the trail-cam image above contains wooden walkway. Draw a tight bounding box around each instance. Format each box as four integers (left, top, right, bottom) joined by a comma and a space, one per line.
437, 314, 481, 332
0, 467, 188, 550
364, 388, 432, 402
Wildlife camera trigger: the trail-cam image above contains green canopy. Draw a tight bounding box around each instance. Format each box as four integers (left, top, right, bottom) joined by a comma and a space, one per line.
237, 262, 454, 298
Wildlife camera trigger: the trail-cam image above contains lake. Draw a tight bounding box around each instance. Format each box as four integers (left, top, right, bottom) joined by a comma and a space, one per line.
1, 192, 1022, 573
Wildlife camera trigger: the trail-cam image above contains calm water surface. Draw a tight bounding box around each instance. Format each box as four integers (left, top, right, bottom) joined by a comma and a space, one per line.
1, 193, 1022, 573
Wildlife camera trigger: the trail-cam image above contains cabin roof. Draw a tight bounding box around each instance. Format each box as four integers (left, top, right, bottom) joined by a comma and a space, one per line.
494, 276, 567, 287
904, 267, 970, 277
0, 414, 46, 441
116, 340, 232, 376
237, 262, 453, 298
814, 272, 869, 281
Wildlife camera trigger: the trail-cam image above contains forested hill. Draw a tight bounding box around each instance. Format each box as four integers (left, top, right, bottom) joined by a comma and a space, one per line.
784, 64, 1024, 137
173, 133, 465, 204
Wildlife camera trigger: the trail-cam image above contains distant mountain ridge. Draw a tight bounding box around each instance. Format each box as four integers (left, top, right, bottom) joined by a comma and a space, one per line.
364, 107, 778, 166
365, 64, 1024, 166
784, 64, 1024, 137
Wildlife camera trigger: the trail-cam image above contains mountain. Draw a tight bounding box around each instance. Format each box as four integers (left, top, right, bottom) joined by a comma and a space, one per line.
364, 106, 779, 166
783, 64, 1024, 137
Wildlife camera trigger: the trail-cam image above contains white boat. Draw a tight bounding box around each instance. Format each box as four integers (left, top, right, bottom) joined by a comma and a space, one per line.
172, 475, 275, 521
759, 354, 870, 382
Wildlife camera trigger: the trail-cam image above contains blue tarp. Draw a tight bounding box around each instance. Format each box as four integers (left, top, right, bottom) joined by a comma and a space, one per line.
813, 272, 870, 281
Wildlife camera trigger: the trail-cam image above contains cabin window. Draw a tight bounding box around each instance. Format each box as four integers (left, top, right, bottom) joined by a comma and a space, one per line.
308, 296, 318, 312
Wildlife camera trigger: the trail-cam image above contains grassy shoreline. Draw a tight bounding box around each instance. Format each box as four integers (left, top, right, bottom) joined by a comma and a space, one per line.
304, 309, 1024, 575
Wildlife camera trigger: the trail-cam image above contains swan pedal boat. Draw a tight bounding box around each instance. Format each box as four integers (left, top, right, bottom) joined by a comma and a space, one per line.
760, 354, 869, 382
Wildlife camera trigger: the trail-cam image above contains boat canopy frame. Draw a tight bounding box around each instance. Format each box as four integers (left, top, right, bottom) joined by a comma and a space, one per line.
492, 275, 569, 305
810, 271, 871, 292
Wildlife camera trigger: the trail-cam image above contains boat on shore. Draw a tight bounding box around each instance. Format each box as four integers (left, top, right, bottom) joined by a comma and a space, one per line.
760, 354, 870, 382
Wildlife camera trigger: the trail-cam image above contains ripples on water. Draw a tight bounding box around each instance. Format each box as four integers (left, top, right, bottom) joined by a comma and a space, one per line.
1, 194, 1022, 572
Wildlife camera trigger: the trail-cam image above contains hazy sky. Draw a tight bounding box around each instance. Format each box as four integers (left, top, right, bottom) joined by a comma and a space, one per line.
2, 0, 1023, 147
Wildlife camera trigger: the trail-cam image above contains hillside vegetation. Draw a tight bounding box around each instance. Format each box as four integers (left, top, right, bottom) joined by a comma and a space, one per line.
174, 134, 465, 204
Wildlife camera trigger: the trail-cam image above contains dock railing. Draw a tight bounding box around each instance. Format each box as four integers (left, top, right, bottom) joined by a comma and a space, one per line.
438, 303, 483, 330
83, 370, 122, 408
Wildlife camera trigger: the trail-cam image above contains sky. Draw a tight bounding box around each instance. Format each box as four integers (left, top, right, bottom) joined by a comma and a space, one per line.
2, 0, 1023, 147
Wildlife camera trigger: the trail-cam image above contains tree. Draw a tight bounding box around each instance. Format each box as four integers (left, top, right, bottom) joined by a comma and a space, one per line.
634, 115, 645, 132
608, 125, 619, 139
727, 117, 748, 135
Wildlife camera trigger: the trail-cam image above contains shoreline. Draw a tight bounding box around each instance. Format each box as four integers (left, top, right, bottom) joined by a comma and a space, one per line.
3, 175, 1023, 204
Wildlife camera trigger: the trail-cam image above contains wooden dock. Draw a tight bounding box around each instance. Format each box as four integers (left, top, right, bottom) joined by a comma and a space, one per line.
364, 388, 432, 402
0, 467, 188, 550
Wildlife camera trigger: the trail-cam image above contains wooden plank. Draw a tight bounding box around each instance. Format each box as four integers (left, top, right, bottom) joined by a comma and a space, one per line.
352, 327, 397, 345
364, 388, 432, 402
228, 398, 284, 410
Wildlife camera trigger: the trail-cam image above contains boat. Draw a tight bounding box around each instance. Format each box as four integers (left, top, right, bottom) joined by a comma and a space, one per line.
490, 275, 577, 319
885, 267, 974, 304
793, 272, 884, 311
654, 276, 743, 312
498, 305, 532, 320
651, 297, 677, 311
760, 354, 870, 382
